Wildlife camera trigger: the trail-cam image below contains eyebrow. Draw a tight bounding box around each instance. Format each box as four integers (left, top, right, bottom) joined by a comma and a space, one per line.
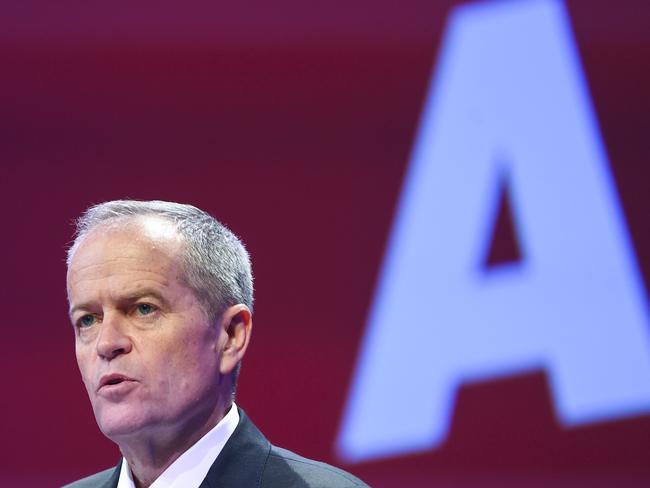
68, 288, 170, 319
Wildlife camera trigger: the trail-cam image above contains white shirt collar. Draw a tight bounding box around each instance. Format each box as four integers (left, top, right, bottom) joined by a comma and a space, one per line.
116, 403, 240, 488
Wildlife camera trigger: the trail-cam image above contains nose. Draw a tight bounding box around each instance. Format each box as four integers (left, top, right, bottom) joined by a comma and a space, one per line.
96, 312, 132, 360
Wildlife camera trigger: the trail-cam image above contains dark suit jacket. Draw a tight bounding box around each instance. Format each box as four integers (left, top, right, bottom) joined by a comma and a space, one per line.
63, 408, 368, 488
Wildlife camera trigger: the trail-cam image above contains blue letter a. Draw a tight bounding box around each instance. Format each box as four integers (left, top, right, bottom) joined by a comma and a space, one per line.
337, 0, 650, 463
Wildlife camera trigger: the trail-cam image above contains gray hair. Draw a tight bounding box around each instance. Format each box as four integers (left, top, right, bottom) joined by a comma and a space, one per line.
67, 200, 254, 322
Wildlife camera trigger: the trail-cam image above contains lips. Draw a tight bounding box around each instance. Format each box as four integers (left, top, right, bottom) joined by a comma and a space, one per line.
97, 373, 136, 392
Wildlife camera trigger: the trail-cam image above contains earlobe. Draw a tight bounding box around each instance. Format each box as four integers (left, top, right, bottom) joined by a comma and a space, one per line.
218, 304, 252, 375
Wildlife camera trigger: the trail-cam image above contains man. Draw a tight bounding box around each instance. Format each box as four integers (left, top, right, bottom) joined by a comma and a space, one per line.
64, 200, 368, 488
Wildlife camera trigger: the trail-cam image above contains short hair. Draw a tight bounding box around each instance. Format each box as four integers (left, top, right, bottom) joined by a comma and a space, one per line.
67, 199, 254, 322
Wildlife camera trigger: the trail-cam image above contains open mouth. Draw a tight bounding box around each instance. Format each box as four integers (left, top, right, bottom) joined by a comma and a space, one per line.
98, 374, 134, 391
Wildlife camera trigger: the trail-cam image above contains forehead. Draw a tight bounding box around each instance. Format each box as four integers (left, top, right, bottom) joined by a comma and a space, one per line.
66, 217, 184, 293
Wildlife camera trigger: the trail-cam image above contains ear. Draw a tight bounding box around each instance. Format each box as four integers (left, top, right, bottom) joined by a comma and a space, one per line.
217, 304, 252, 376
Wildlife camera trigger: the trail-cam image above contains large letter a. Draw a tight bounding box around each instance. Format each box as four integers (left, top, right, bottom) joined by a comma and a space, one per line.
337, 0, 650, 463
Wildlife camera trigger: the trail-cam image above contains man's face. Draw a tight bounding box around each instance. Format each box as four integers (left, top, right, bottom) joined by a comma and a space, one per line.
67, 218, 224, 442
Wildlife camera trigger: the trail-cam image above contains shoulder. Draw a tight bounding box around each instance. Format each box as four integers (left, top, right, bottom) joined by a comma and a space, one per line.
61, 466, 118, 488
227, 407, 369, 487
262, 445, 369, 488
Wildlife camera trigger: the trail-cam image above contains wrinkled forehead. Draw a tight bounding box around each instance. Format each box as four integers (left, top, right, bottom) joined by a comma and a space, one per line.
66, 216, 185, 285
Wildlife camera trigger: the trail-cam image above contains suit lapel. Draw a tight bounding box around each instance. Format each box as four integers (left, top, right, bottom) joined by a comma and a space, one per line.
102, 459, 122, 488
200, 408, 271, 488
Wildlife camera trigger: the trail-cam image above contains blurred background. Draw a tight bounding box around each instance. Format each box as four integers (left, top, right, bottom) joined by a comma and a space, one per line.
1, 0, 649, 486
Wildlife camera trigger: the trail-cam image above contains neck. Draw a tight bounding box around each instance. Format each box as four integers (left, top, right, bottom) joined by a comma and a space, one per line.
117, 401, 232, 488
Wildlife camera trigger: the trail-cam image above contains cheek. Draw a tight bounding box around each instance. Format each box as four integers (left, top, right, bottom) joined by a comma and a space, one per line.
168, 349, 204, 384
163, 344, 217, 393
75, 348, 94, 388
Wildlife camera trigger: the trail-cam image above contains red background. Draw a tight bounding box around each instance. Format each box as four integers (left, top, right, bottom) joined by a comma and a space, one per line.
1, 0, 649, 486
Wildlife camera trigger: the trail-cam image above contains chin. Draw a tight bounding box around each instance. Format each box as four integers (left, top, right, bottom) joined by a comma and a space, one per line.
94, 403, 153, 440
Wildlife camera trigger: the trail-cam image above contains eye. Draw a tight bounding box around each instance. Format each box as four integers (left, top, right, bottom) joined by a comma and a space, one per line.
135, 303, 156, 316
78, 314, 97, 328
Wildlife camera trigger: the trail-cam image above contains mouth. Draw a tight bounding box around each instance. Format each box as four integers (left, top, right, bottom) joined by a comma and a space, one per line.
98, 374, 135, 392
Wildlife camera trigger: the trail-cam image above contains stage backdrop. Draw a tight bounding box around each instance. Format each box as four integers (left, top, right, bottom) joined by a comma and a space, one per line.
1, 0, 649, 486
